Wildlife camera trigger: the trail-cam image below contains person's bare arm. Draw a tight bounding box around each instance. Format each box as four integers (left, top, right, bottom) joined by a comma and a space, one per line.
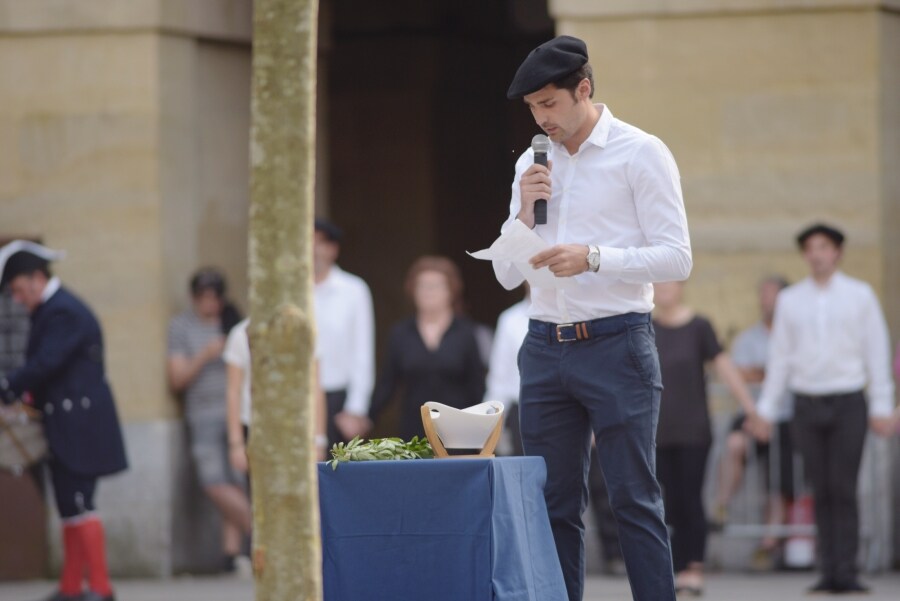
226, 363, 248, 472
315, 362, 328, 461
736, 366, 765, 384
167, 337, 224, 393
713, 353, 757, 417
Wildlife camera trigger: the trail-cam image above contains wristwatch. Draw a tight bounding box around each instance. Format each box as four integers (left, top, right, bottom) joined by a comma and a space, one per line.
586, 245, 601, 272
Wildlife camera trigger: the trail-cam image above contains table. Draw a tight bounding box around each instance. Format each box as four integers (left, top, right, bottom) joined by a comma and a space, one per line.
318, 457, 567, 601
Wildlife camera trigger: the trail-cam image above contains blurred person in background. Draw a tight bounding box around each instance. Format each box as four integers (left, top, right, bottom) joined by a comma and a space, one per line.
711, 275, 795, 570
223, 317, 328, 475
166, 268, 250, 573
369, 256, 485, 440
752, 224, 898, 595
313, 218, 375, 447
652, 280, 759, 597
485, 284, 529, 456
485, 284, 624, 574
0, 240, 128, 601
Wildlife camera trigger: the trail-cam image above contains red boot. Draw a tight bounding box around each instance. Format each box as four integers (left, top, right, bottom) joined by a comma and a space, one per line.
58, 522, 85, 597
79, 517, 115, 600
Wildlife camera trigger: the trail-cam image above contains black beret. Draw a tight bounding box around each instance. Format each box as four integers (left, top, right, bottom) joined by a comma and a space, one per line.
796, 223, 845, 249
0, 240, 64, 288
507, 36, 589, 99
314, 218, 343, 244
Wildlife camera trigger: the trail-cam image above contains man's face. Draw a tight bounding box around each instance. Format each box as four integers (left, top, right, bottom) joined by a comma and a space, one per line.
313, 232, 339, 275
8, 273, 46, 313
192, 289, 223, 319
523, 82, 590, 145
652, 281, 683, 310
801, 233, 841, 278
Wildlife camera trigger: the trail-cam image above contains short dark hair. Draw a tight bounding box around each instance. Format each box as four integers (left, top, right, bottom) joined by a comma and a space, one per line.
796, 223, 845, 250
190, 267, 227, 299
552, 63, 594, 100
314, 218, 343, 244
1, 252, 51, 288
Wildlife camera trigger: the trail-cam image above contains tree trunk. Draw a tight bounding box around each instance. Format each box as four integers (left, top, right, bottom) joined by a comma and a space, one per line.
247, 1, 321, 600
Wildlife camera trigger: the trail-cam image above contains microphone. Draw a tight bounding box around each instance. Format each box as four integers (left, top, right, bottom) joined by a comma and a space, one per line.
531, 134, 550, 225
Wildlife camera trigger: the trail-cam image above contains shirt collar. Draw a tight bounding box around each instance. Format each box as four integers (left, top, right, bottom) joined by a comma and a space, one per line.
587, 103, 613, 149
805, 270, 844, 292
553, 103, 613, 156
41, 276, 61, 303
318, 264, 344, 289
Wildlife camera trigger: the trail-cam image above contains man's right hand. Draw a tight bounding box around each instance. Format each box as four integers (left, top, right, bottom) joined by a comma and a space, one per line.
203, 336, 226, 363
517, 162, 552, 229
744, 413, 772, 442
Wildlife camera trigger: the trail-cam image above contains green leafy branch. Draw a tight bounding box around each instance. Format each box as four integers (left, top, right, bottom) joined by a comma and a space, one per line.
327, 436, 433, 470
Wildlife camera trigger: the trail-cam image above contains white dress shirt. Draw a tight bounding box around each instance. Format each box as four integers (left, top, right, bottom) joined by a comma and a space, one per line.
313, 265, 375, 416
485, 299, 530, 404
223, 318, 252, 426
757, 272, 895, 420
492, 104, 692, 323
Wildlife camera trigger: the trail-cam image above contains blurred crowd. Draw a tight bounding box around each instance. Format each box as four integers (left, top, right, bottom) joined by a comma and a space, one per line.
168, 218, 900, 589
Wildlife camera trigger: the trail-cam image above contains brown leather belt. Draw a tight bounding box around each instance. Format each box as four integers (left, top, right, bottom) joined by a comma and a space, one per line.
555, 322, 592, 342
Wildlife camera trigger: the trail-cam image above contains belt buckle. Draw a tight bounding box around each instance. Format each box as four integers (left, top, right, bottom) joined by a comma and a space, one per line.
556, 324, 578, 343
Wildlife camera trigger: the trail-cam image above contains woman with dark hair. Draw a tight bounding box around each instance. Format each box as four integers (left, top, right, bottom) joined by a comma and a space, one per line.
166, 267, 251, 573
369, 256, 486, 440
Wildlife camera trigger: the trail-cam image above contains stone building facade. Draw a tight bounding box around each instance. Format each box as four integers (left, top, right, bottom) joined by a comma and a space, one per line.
0, 0, 897, 576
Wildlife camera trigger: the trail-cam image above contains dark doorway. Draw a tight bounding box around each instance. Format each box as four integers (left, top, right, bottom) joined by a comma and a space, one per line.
325, 1, 552, 427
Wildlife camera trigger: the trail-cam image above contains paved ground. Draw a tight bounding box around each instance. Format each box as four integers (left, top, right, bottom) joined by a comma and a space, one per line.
2, 572, 900, 600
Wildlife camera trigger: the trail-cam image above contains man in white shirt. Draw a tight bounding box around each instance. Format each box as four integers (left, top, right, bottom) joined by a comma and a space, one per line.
313, 219, 375, 446
485, 288, 530, 455
754, 223, 898, 594
495, 36, 691, 601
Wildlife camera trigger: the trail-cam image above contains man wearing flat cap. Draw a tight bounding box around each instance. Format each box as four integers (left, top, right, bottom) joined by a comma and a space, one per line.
752, 223, 898, 595
0, 240, 127, 601
492, 35, 691, 600
312, 218, 376, 446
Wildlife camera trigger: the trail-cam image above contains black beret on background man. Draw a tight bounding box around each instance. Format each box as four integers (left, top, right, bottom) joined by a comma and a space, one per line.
0, 240, 127, 601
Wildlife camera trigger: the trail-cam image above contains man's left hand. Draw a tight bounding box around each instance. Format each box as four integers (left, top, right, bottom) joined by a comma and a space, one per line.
530, 244, 590, 277
869, 415, 898, 437
335, 411, 372, 440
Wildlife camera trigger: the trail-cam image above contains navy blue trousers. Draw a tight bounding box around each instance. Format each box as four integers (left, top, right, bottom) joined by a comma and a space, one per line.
519, 312, 675, 601
49, 459, 97, 519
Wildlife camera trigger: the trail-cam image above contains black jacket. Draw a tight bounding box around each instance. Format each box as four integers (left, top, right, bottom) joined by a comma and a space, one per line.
3, 286, 128, 477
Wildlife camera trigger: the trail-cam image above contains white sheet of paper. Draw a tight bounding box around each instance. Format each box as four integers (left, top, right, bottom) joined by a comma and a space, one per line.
468, 220, 576, 291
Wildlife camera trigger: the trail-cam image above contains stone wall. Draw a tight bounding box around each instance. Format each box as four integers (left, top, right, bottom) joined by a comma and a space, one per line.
0, 0, 253, 576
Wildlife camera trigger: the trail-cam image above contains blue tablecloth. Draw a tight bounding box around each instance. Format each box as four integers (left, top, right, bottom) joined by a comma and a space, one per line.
318, 457, 567, 601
